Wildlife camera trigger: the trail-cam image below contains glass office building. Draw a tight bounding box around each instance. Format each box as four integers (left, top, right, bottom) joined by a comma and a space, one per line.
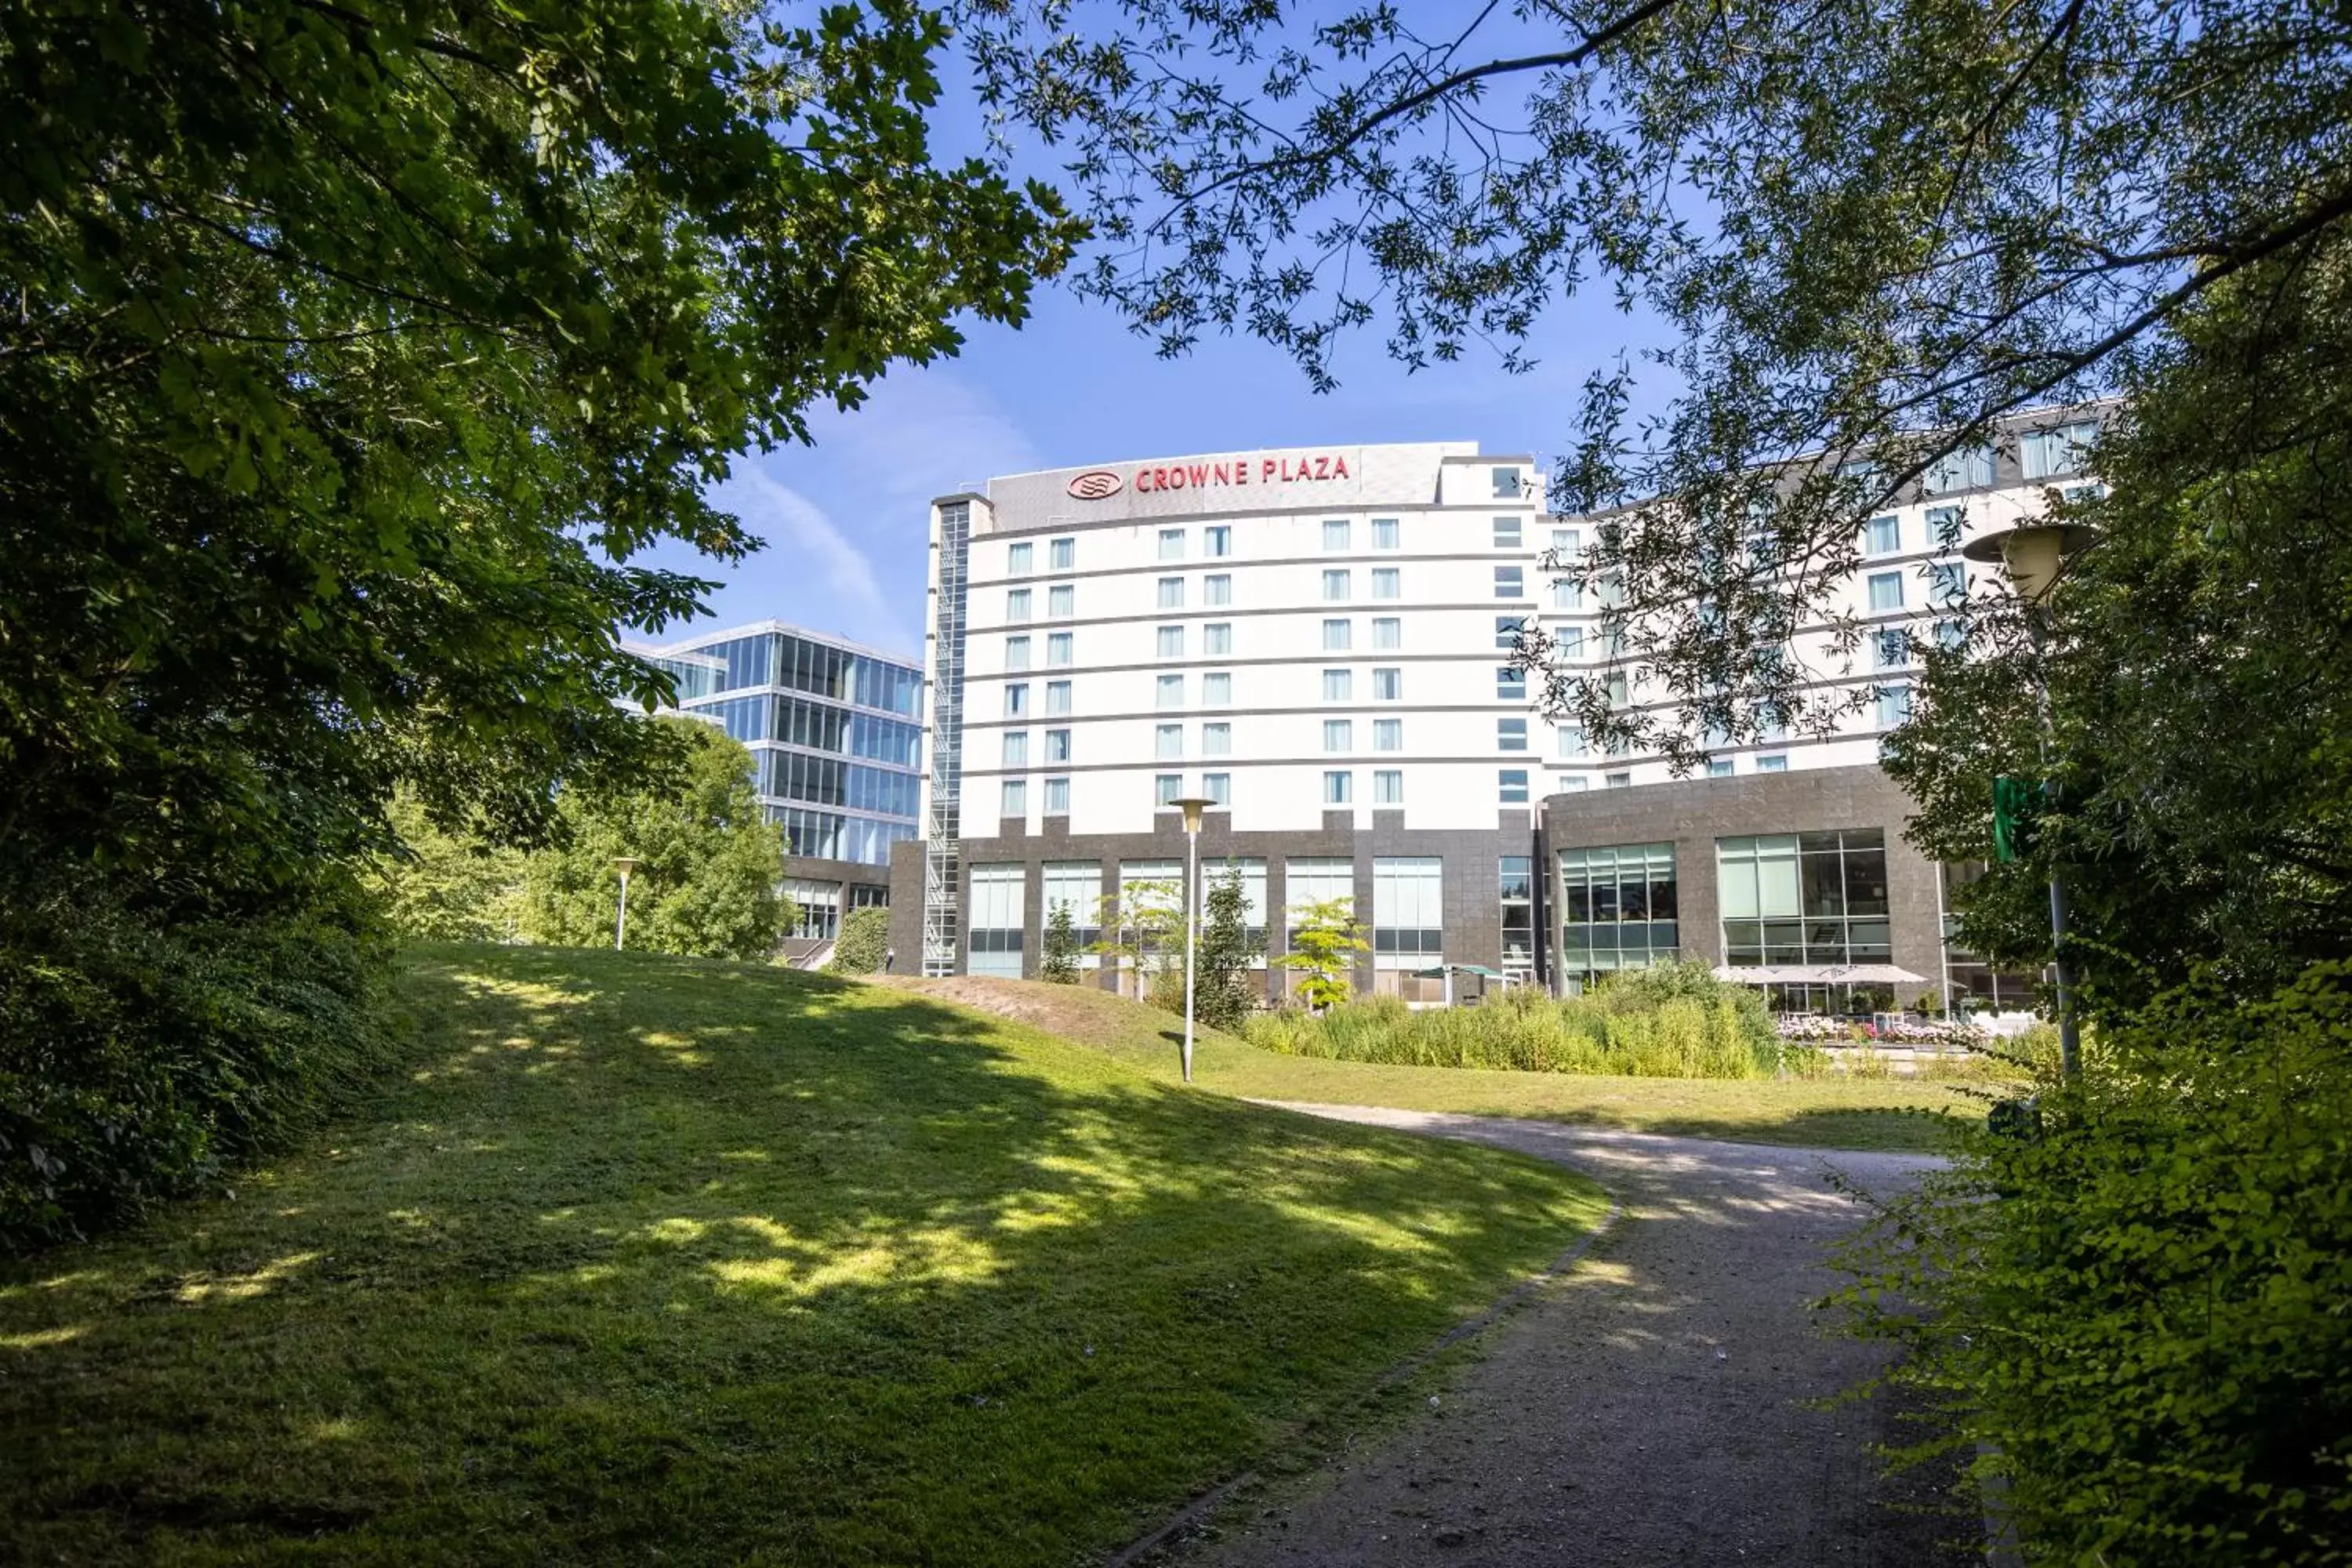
629, 621, 922, 940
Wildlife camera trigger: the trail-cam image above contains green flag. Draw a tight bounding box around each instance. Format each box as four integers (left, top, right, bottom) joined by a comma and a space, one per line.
1993, 775, 2035, 862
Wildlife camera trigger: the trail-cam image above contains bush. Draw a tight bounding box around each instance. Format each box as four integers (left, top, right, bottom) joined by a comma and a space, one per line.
826, 907, 891, 975
1835, 963, 2352, 1566
1240, 963, 1780, 1078
0, 874, 394, 1254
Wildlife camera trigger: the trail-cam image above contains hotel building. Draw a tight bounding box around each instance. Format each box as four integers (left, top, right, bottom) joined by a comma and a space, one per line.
886, 423, 2103, 1010
629, 620, 923, 942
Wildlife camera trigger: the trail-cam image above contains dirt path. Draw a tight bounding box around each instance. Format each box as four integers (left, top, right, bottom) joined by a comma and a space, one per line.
1178, 1105, 1972, 1568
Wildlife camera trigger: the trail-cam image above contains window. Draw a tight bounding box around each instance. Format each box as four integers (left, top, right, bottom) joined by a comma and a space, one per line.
1374, 718, 1402, 751
1001, 731, 1029, 768
1494, 517, 1523, 549
1373, 617, 1401, 649
1755, 702, 1789, 742
1157, 625, 1185, 659
1323, 719, 1353, 753
1549, 526, 1582, 557
1203, 722, 1232, 755
1498, 717, 1528, 750
1323, 669, 1352, 702
1043, 862, 1100, 951
1373, 567, 1400, 600
2021, 420, 2098, 481
1605, 671, 1628, 708
1499, 768, 1530, 804
1045, 680, 1072, 715
1204, 772, 1231, 805
1323, 519, 1351, 550
2063, 481, 2107, 504
1864, 514, 1900, 556
1203, 671, 1232, 705
1936, 619, 1965, 652
1497, 666, 1527, 700
1044, 776, 1070, 815
1005, 634, 1031, 671
1323, 618, 1352, 651
1204, 622, 1232, 655
1205, 524, 1232, 557
1492, 466, 1523, 499
1006, 587, 1033, 622
1374, 856, 1444, 971
1049, 583, 1074, 618
1924, 504, 1963, 548
1007, 541, 1033, 575
1924, 445, 1996, 495
1707, 758, 1734, 778
1045, 728, 1071, 764
1929, 561, 1965, 605
1050, 537, 1076, 571
1558, 724, 1587, 758
1373, 667, 1402, 700
1717, 829, 1889, 969
1373, 517, 1400, 549
967, 864, 1025, 978
1876, 684, 1913, 729
1867, 572, 1904, 612
1323, 568, 1352, 601
1156, 774, 1183, 806
1875, 628, 1910, 669
1757, 754, 1788, 772
1004, 682, 1029, 717
1552, 578, 1584, 612
1501, 855, 1536, 978
1156, 724, 1183, 759
1047, 631, 1073, 666
1555, 625, 1585, 659
1157, 576, 1183, 609
1323, 771, 1353, 804
1496, 615, 1526, 650
1156, 673, 1185, 709
1605, 771, 1632, 788
1000, 779, 1027, 818
1559, 843, 1678, 978
1374, 770, 1404, 804
1494, 565, 1525, 598
1205, 574, 1232, 606
1159, 527, 1186, 560
1598, 572, 1625, 609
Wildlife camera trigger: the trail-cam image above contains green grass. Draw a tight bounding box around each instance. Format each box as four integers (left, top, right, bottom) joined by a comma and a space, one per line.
0, 945, 1604, 1566
882, 977, 1982, 1154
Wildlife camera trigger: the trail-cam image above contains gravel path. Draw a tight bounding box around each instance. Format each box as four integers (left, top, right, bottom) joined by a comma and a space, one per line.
1180, 1105, 1972, 1568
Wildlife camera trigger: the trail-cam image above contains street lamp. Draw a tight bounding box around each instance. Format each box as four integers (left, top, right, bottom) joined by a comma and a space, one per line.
1962, 521, 2099, 1079
1168, 796, 1218, 1084
612, 856, 642, 951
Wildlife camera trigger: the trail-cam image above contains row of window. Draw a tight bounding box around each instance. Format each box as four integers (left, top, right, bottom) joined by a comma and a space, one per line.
673, 632, 922, 717
1003, 536, 1080, 575
764, 807, 918, 868
1559, 829, 1895, 977
702, 694, 923, 767
758, 751, 921, 818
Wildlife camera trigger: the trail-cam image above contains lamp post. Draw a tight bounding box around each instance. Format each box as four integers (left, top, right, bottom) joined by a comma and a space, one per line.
612, 856, 642, 951
1169, 796, 1218, 1083
1962, 521, 2098, 1080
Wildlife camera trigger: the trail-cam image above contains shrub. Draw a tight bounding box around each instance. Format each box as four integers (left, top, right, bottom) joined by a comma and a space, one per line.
0, 873, 393, 1254
826, 906, 891, 975
1835, 963, 2352, 1566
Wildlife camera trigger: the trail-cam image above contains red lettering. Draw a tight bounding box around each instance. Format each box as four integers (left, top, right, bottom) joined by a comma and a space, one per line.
1188, 463, 1209, 487
1171, 466, 1188, 488
1153, 466, 1170, 489
1333, 453, 1350, 479
1210, 463, 1228, 485
1313, 456, 1331, 480
1261, 458, 1277, 482
1133, 467, 1153, 493
1234, 453, 1250, 481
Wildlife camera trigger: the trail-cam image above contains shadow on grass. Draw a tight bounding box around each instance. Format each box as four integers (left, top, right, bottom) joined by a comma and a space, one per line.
0, 944, 1601, 1566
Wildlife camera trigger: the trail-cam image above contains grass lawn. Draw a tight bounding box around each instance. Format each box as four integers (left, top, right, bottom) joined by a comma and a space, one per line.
880, 977, 1987, 1155
0, 945, 1603, 1566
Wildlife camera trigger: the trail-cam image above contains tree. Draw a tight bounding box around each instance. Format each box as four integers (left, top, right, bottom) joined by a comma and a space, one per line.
1040, 902, 1083, 984
1276, 898, 1367, 1013
368, 791, 527, 944
826, 906, 891, 975
1091, 880, 1182, 1000
1190, 866, 1264, 1030
522, 720, 792, 961
964, 0, 2352, 762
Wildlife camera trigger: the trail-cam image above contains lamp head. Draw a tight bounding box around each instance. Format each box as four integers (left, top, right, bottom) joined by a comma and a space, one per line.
1961, 522, 2100, 603
613, 855, 643, 880
1169, 796, 1218, 834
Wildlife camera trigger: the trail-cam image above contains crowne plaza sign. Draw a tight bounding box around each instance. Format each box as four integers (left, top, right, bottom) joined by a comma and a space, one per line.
1065, 451, 1354, 500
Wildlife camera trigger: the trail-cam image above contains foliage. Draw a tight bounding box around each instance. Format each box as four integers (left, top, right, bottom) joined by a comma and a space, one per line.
1191, 866, 1264, 1030
1040, 902, 1083, 984
521, 719, 791, 962
1245, 964, 1780, 1079
964, 0, 2352, 761
1835, 964, 2352, 1567
1275, 896, 1368, 1011
0, 944, 1602, 1561
0, 871, 392, 1253
826, 906, 891, 975
1091, 879, 1181, 996
366, 791, 527, 944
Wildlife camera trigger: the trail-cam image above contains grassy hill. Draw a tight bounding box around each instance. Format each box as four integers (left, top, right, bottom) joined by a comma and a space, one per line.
882, 974, 1975, 1153
0, 946, 1603, 1566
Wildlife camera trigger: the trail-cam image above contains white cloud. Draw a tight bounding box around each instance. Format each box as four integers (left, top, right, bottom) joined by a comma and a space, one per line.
714, 467, 915, 659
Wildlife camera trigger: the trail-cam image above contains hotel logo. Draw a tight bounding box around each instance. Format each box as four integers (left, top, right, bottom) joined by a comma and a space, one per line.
1065, 470, 1123, 500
